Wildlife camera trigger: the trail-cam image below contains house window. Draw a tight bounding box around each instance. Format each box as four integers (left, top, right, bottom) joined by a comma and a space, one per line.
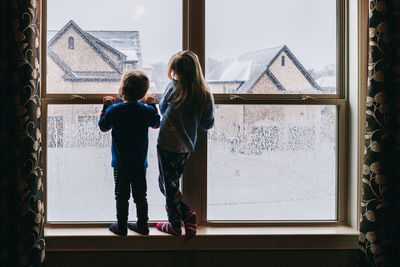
44, 0, 346, 224
68, 36, 74, 50
126, 63, 134, 70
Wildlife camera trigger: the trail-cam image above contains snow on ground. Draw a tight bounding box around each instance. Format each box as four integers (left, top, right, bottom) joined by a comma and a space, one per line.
207, 141, 336, 220
47, 131, 165, 222
47, 133, 337, 222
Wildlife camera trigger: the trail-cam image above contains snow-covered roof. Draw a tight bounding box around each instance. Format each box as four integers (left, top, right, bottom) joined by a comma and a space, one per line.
316, 75, 336, 88
219, 59, 252, 81
87, 31, 141, 51
207, 46, 285, 92
207, 46, 282, 83
119, 50, 138, 61
88, 31, 142, 66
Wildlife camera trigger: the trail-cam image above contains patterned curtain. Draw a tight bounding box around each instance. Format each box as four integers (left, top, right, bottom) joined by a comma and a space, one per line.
0, 0, 45, 266
360, 0, 400, 266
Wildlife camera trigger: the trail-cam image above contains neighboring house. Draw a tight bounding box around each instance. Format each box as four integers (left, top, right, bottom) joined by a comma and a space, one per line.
47, 20, 143, 94
206, 46, 335, 153
207, 45, 321, 94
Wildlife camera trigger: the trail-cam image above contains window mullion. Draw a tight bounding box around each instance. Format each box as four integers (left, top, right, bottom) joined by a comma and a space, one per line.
182, 0, 207, 223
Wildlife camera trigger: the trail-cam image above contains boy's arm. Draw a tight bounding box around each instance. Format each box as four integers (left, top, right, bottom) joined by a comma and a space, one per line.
148, 104, 161, 129
98, 96, 115, 132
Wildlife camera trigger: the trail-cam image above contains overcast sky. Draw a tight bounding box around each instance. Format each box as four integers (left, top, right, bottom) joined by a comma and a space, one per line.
47, 0, 336, 70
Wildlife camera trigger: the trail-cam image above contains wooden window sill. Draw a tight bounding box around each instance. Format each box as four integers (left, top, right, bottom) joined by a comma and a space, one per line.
45, 225, 359, 251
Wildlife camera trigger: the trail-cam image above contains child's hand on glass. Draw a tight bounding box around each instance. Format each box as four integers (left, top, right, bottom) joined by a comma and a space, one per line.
103, 96, 115, 108
140, 94, 156, 105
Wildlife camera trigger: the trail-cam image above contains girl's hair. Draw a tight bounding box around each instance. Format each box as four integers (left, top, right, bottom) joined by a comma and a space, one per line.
167, 50, 212, 111
119, 70, 149, 101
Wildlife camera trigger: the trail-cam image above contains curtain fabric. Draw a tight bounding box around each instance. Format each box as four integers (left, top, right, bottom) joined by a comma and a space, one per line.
0, 0, 45, 266
360, 0, 400, 266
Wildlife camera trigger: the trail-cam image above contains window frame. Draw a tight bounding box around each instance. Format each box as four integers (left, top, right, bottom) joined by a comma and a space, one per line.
41, 0, 349, 227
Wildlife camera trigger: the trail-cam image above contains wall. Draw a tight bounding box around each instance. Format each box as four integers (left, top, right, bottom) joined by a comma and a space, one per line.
45, 250, 360, 267
269, 51, 316, 94
51, 28, 114, 72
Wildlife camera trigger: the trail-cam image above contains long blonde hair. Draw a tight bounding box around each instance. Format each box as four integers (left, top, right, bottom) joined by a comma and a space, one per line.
167, 50, 212, 111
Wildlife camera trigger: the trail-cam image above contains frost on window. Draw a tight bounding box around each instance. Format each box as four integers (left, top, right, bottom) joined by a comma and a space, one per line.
48, 116, 63, 148
46, 105, 164, 222
207, 105, 337, 221
206, 0, 337, 94
77, 115, 110, 147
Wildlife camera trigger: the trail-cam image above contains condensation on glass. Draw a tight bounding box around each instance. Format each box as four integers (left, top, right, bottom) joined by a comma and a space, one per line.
46, 0, 182, 94
207, 105, 337, 220
205, 0, 337, 94
46, 105, 164, 222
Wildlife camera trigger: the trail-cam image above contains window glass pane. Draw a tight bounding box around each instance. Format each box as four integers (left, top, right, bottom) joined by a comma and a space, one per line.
47, 0, 181, 94
207, 105, 337, 220
46, 105, 164, 221
206, 0, 337, 94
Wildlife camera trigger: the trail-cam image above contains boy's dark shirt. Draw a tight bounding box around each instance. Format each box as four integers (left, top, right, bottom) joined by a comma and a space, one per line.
98, 102, 160, 171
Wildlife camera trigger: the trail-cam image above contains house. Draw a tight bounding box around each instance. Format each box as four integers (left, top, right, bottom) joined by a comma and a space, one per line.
207, 45, 321, 94
47, 20, 143, 94
207, 46, 333, 153
47, 21, 148, 148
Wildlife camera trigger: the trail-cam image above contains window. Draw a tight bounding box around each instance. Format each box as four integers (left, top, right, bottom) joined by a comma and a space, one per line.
45, 0, 182, 222
68, 36, 74, 50
43, 0, 347, 225
204, 0, 343, 222
126, 63, 133, 71
77, 115, 110, 147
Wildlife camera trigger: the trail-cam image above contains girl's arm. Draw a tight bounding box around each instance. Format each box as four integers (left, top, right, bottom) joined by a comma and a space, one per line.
199, 95, 215, 130
159, 82, 174, 114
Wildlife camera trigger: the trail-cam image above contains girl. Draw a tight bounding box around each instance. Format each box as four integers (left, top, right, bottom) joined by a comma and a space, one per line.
156, 51, 215, 241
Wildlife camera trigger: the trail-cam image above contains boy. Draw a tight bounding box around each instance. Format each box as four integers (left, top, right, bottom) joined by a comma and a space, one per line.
98, 70, 160, 236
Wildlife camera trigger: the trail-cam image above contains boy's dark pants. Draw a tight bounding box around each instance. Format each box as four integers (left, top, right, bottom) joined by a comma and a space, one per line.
113, 168, 148, 228
157, 147, 191, 227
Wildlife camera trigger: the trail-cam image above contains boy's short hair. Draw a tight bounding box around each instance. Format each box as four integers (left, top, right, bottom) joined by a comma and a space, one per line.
120, 70, 149, 101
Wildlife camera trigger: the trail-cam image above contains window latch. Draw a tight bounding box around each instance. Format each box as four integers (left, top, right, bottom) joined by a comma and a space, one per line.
230, 95, 244, 100
301, 95, 316, 100
71, 95, 86, 100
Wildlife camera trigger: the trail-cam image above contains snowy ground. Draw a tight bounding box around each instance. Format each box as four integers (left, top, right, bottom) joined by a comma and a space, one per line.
47, 131, 165, 222
47, 133, 337, 222
207, 141, 336, 220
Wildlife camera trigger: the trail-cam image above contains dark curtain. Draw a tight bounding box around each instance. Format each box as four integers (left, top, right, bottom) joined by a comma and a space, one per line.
360, 0, 400, 266
0, 0, 45, 266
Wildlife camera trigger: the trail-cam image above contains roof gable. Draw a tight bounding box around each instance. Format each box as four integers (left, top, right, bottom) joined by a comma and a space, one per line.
87, 31, 142, 66
278, 46, 321, 91
85, 32, 127, 62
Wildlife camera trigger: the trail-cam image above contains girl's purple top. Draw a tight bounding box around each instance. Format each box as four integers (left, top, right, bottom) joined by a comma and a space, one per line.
157, 81, 215, 153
